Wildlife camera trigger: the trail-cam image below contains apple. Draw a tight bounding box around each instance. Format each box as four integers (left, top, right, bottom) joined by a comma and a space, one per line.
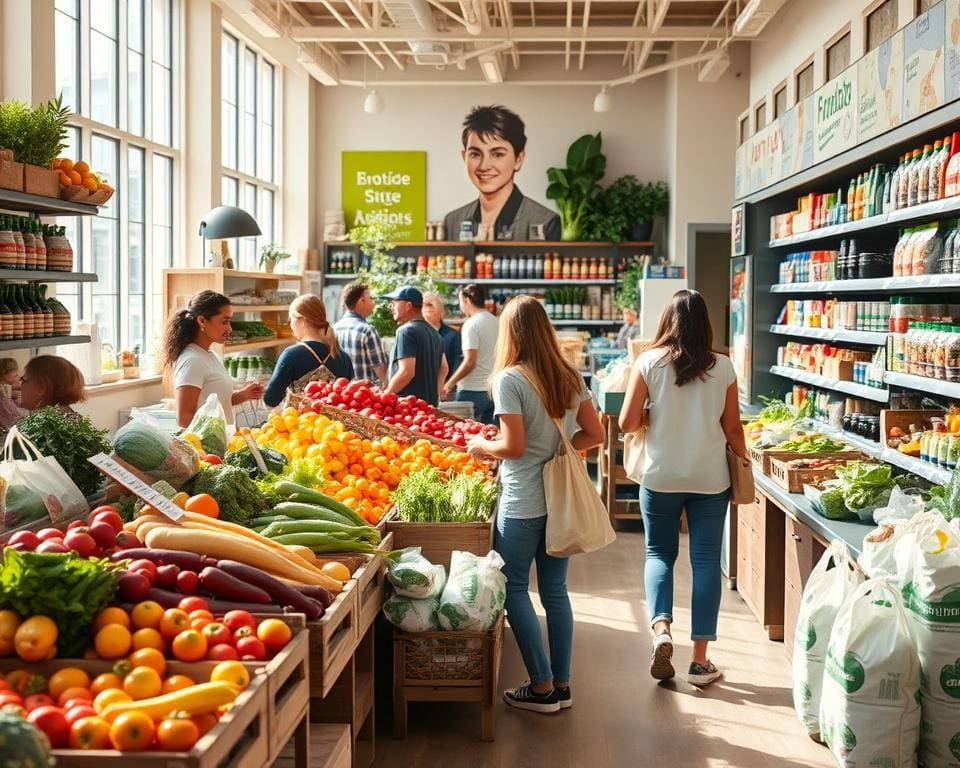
28, 706, 70, 748
63, 530, 97, 557
86, 522, 118, 550
127, 559, 158, 585
37, 528, 63, 542
236, 636, 267, 660
206, 643, 239, 661
201, 622, 232, 647
176, 570, 199, 595
36, 539, 70, 554
222, 610, 256, 634
90, 509, 123, 532
9, 530, 40, 550
114, 531, 142, 550
23, 694, 55, 712
155, 563, 180, 589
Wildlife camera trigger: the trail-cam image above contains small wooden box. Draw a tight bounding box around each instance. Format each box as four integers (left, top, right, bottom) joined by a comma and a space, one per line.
748, 445, 859, 475
23, 164, 60, 197
768, 455, 860, 494
308, 580, 359, 698
384, 518, 494, 568
0, 157, 23, 191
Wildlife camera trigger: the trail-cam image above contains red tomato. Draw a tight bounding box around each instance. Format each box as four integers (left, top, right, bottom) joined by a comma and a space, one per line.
232, 625, 254, 641
64, 705, 98, 726
178, 596, 210, 614
28, 705, 70, 748
203, 454, 222, 465
9, 530, 41, 550
206, 643, 240, 661
66, 520, 87, 531
90, 508, 123, 531
24, 694, 54, 711
0, 693, 24, 708
114, 531, 142, 550
333, 377, 349, 391
236, 636, 267, 660
222, 610, 256, 634
64, 530, 98, 557
127, 559, 158, 585
176, 570, 199, 595
201, 622, 232, 647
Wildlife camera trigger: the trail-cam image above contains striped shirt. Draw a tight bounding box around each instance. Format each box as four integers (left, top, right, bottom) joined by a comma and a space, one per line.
333, 311, 388, 384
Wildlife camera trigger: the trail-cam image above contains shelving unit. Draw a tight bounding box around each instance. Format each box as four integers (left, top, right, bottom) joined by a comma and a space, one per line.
769, 324, 888, 346
221, 337, 295, 353
883, 371, 960, 400
770, 275, 960, 293
768, 365, 889, 403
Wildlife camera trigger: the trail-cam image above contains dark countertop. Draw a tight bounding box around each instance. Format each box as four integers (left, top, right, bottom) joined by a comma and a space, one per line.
753, 471, 874, 558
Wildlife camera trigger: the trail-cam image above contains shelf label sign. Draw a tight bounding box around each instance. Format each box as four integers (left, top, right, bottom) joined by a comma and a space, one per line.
87, 453, 184, 522
903, 2, 945, 122
341, 151, 426, 241
814, 66, 858, 163
858, 30, 904, 142
946, 0, 960, 100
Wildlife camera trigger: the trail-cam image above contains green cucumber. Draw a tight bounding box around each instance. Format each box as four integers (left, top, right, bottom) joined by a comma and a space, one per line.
259, 519, 381, 544
273, 481, 369, 527
272, 502, 357, 527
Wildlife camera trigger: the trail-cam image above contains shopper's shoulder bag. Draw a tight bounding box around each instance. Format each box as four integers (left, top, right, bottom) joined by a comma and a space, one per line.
514, 367, 616, 557
284, 342, 335, 409
726, 445, 755, 505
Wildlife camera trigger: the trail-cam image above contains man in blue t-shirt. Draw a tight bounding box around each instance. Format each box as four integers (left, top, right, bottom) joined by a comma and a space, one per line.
382, 286, 447, 406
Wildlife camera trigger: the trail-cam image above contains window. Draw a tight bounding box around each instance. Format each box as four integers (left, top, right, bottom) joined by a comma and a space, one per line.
754, 100, 766, 132
918, 0, 938, 13
796, 61, 815, 100
773, 84, 787, 118
55, 0, 180, 361
738, 114, 750, 145
867, 0, 897, 51
826, 31, 851, 81
220, 30, 280, 271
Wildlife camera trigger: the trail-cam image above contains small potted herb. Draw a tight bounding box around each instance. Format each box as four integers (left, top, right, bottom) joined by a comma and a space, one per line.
0, 96, 70, 197
259, 243, 291, 273
632, 180, 669, 242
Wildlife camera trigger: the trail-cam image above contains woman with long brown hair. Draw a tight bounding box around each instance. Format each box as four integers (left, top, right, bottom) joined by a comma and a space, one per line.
467, 295, 604, 714
263, 294, 354, 407
160, 290, 263, 427
619, 290, 747, 687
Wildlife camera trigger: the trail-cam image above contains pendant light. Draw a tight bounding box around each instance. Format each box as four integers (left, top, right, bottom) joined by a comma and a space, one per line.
364, 89, 384, 114
593, 87, 612, 113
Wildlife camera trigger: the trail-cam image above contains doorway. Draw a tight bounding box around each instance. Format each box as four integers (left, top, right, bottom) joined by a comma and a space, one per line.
687, 225, 732, 353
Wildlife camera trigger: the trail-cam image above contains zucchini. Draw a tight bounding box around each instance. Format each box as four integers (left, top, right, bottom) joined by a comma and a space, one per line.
273, 481, 369, 527
259, 519, 380, 544
272, 502, 357, 527
249, 514, 295, 528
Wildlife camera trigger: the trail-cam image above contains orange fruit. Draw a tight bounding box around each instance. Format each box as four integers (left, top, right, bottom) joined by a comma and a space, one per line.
256, 618, 292, 654
130, 601, 164, 630
190, 712, 218, 737
128, 648, 166, 676
58, 171, 72, 187
90, 673, 123, 696
93, 688, 131, 714
69, 715, 111, 750
73, 160, 89, 174
68, 170, 82, 186
93, 607, 131, 634
82, 177, 99, 192
159, 609, 190, 639
59, 158, 74, 173
131, 627, 165, 652
157, 717, 200, 751
170, 629, 207, 662
48, 667, 91, 700
122, 666, 162, 700
184, 493, 219, 518
161, 674, 196, 694
109, 711, 155, 751
210, 661, 249, 691
51, 158, 62, 169
94, 624, 132, 660
320, 562, 350, 582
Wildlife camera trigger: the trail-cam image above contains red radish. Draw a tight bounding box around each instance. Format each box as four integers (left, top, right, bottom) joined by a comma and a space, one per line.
37, 528, 61, 541
114, 531, 142, 550
155, 563, 180, 589
127, 559, 158, 585
9, 530, 40, 550
36, 540, 69, 554
63, 530, 97, 557
206, 644, 239, 661
66, 520, 87, 531
87, 522, 117, 550
91, 509, 123, 532
116, 571, 152, 601
176, 570, 199, 595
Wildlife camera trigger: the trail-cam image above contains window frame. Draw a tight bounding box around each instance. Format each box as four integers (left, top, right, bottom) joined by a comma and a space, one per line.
738, 111, 750, 146
754, 99, 767, 132
825, 26, 852, 82
772, 81, 788, 119
794, 56, 815, 102
865, 0, 897, 52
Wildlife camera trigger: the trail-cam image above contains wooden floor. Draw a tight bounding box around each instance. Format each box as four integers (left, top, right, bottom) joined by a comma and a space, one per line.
372, 525, 834, 768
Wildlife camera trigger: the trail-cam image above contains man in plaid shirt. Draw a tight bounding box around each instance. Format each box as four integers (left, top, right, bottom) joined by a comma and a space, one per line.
334, 282, 388, 386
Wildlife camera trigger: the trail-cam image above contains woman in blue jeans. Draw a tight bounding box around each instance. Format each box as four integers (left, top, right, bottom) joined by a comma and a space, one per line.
467, 296, 603, 714
619, 290, 747, 687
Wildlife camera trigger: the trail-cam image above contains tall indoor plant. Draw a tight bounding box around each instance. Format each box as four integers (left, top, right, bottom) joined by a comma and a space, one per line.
545, 133, 606, 241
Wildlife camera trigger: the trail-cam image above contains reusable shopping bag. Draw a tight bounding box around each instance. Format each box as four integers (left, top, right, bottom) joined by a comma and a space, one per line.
185, 393, 228, 457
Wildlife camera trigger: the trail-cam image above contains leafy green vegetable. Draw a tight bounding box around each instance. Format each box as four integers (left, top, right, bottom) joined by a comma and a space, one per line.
928, 470, 958, 521
834, 461, 897, 515
188, 464, 269, 526
284, 458, 325, 489
188, 414, 227, 457
757, 396, 798, 425
546, 133, 607, 241
16, 406, 112, 496
777, 435, 847, 453
0, 549, 122, 656
112, 494, 138, 523
393, 467, 498, 523
815, 487, 856, 521
224, 446, 288, 477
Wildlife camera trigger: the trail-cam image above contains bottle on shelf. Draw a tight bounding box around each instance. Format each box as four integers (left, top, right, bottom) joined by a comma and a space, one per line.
0, 287, 10, 341
10, 218, 24, 269
0, 218, 15, 270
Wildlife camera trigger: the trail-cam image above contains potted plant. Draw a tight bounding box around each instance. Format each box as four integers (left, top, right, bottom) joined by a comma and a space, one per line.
583, 176, 669, 243
546, 133, 607, 241
632, 180, 669, 242
259, 243, 291, 273
615, 259, 644, 313
0, 96, 69, 198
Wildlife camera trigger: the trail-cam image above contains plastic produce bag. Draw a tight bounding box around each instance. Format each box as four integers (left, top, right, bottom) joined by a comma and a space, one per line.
819, 578, 921, 768
792, 541, 860, 739
859, 511, 948, 580
437, 550, 506, 631
382, 565, 447, 632
893, 513, 960, 767
113, 409, 200, 488
872, 485, 927, 525
184, 394, 228, 457
387, 548, 441, 599
0, 427, 87, 530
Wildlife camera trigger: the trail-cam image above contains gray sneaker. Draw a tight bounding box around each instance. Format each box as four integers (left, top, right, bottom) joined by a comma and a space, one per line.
650, 632, 675, 680
688, 660, 722, 687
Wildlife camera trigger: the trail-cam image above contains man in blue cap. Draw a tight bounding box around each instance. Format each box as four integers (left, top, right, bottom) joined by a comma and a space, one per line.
381, 286, 447, 406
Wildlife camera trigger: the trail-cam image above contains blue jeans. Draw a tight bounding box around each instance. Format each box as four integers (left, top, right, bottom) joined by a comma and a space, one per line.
639, 487, 730, 641
456, 389, 495, 424
494, 515, 573, 686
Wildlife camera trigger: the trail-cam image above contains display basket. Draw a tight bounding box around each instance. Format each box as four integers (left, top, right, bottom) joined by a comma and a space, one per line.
768, 455, 858, 494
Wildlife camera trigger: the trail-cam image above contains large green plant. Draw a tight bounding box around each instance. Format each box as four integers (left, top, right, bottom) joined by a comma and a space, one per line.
637, 180, 669, 222
615, 259, 644, 312
350, 221, 448, 338
0, 95, 70, 167
546, 133, 606, 241
583, 176, 671, 242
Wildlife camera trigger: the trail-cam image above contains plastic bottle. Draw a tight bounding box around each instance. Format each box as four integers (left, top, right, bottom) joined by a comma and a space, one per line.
928, 139, 946, 203
917, 144, 934, 204
948, 327, 960, 382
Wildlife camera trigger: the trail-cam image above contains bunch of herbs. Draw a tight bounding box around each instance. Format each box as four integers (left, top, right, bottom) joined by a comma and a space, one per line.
393, 467, 497, 523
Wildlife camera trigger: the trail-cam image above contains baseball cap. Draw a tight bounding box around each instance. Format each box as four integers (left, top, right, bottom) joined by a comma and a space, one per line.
380, 286, 423, 307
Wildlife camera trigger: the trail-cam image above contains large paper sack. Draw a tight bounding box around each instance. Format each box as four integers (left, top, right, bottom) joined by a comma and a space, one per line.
438, 550, 506, 631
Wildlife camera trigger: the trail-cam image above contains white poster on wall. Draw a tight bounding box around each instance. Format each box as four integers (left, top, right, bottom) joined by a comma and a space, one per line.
903, 1, 945, 121
814, 67, 858, 163
945, 0, 960, 99
858, 30, 904, 142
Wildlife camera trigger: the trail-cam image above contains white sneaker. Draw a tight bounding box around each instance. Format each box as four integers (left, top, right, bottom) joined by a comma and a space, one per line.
687, 660, 722, 687
650, 632, 675, 680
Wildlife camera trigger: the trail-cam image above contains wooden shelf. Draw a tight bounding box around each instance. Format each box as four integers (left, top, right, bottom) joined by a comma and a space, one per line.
231, 304, 292, 312
0, 188, 101, 216
0, 334, 91, 352
163, 268, 302, 282
0, 270, 97, 282
220, 337, 294, 353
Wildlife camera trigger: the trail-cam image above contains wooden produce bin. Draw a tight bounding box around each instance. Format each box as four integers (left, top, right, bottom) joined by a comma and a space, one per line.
274, 724, 351, 768
309, 580, 359, 699
384, 518, 493, 567
736, 490, 786, 641
748, 445, 859, 475
768, 455, 859, 494
392, 614, 505, 742
783, 517, 827, 663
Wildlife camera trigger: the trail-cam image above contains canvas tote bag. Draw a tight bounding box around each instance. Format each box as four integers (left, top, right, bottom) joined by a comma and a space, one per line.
516, 367, 616, 557
726, 445, 755, 504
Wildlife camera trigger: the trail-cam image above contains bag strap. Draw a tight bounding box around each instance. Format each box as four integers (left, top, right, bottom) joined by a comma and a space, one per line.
512, 366, 571, 456
4, 426, 45, 463
297, 341, 329, 367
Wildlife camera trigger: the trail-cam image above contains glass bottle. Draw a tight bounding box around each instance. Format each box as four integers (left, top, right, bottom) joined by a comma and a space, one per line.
34, 285, 53, 337
10, 218, 24, 269
19, 218, 36, 270
45, 289, 71, 336
31, 220, 46, 271
0, 218, 16, 270
0, 285, 11, 341
16, 285, 34, 338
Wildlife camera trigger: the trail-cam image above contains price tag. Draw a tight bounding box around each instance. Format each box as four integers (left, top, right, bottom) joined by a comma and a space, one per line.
87, 453, 185, 521
243, 433, 269, 476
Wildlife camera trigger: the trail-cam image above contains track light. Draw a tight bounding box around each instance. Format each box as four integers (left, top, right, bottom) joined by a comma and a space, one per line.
593, 87, 612, 113
364, 90, 384, 114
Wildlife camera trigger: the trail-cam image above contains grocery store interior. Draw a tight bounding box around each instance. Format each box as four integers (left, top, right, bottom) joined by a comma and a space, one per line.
0, 0, 959, 766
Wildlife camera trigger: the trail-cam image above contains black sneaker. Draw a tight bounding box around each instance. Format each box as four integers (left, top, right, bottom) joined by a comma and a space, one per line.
556, 685, 572, 709
688, 660, 722, 687
503, 683, 561, 713
650, 632, 675, 680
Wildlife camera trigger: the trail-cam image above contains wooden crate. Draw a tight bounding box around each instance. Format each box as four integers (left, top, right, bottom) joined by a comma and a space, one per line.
748, 445, 859, 475
355, 532, 391, 633
392, 615, 504, 742
769, 455, 860, 494
0, 659, 269, 768
272, 724, 351, 768
308, 580, 359, 698
384, 518, 493, 567
879, 409, 942, 443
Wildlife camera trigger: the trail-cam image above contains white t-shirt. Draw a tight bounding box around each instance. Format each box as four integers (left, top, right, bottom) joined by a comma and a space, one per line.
635, 347, 737, 494
458, 311, 499, 391
173, 344, 236, 424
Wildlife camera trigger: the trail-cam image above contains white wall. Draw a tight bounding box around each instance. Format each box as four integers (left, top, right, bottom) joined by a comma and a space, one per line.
314, 79, 671, 228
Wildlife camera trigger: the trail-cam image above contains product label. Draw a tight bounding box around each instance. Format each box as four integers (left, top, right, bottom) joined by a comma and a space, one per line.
859, 30, 904, 142
87, 453, 185, 522
904, 2, 946, 121
826, 646, 866, 693
940, 658, 960, 699
814, 68, 858, 163
902, 582, 960, 622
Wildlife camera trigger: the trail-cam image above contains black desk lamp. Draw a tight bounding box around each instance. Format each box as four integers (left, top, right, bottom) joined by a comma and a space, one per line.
198, 205, 261, 266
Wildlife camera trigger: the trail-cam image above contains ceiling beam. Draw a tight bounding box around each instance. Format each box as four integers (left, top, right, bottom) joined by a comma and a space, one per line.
578, 0, 591, 70
622, 2, 645, 67
290, 25, 719, 42
315, 0, 385, 69
564, 0, 572, 70
634, 0, 670, 73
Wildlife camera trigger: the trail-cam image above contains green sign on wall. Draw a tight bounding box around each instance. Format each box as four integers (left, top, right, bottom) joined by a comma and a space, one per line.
341, 151, 426, 241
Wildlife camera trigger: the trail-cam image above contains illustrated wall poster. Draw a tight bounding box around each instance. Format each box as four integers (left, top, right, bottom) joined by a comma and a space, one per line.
903, 1, 945, 121
341, 151, 426, 241
814, 65, 858, 163
731, 203, 746, 256
858, 30, 904, 141
946, 0, 960, 100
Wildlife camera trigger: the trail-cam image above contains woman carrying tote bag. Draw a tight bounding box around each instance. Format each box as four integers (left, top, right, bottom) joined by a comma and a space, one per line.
467, 296, 604, 715
619, 289, 748, 687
